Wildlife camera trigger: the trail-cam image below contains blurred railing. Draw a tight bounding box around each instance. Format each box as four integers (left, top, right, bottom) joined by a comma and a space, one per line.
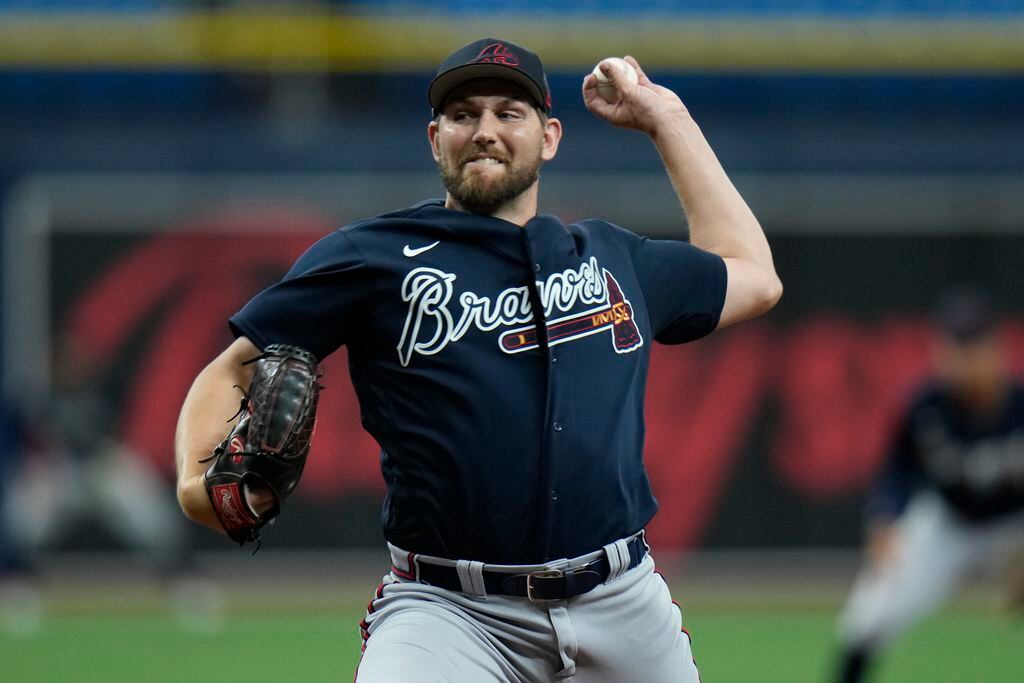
0, 2, 1022, 72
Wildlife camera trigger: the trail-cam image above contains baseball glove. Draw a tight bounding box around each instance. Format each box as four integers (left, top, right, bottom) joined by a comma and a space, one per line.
202, 344, 322, 547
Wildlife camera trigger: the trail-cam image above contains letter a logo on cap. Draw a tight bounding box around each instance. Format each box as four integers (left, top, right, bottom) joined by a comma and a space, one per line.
472, 43, 519, 67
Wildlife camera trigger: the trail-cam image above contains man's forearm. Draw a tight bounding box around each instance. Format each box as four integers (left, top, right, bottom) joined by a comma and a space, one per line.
583, 58, 781, 326
175, 337, 258, 530
650, 111, 773, 269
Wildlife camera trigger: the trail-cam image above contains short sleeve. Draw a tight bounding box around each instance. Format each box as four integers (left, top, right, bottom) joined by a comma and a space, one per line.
866, 404, 923, 521
229, 230, 370, 360
631, 236, 727, 344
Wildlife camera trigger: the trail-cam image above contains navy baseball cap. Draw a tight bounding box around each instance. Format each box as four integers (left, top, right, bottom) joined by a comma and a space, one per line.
934, 286, 999, 343
429, 38, 552, 115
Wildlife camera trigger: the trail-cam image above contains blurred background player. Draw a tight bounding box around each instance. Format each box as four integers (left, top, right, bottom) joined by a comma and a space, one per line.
833, 286, 1024, 683
0, 398, 24, 574
0, 396, 41, 635
1, 336, 223, 633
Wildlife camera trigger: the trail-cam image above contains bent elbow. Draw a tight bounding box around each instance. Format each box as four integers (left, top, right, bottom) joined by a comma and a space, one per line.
718, 263, 783, 329
176, 481, 203, 522
746, 273, 782, 319
763, 274, 783, 312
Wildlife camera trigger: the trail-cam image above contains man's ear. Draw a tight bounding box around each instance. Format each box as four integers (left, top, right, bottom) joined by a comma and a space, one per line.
428, 119, 441, 162
541, 116, 563, 162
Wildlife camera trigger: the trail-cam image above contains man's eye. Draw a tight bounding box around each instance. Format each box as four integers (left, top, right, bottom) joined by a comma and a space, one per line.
500, 111, 523, 120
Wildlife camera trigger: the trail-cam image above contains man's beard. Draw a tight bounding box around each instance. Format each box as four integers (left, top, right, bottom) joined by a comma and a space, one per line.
438, 148, 543, 216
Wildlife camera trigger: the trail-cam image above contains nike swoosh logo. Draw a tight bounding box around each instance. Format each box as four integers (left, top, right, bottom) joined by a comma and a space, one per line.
403, 241, 440, 257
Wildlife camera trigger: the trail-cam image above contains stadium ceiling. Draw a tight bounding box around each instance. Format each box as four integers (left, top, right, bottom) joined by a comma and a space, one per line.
0, 9, 1022, 74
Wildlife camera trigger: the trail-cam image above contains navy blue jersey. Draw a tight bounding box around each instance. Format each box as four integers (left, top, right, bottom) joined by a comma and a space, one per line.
870, 382, 1024, 523
230, 200, 726, 563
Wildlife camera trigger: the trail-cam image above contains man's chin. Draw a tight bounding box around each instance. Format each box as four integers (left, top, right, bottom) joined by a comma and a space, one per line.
461, 164, 506, 183
459, 175, 507, 198
440, 157, 540, 214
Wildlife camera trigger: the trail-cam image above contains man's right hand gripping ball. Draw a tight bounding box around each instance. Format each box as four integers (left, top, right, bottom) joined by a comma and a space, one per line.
202, 344, 321, 546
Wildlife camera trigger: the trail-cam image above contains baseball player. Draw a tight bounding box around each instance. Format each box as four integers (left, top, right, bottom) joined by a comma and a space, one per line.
175, 38, 782, 682
2, 337, 223, 633
833, 288, 1024, 683
0, 399, 22, 574
3, 337, 187, 570
0, 400, 41, 636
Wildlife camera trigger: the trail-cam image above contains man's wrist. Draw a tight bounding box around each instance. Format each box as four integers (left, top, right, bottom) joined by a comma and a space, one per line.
177, 472, 224, 532
645, 108, 695, 141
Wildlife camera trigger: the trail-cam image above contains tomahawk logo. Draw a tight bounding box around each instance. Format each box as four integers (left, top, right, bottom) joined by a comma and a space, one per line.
397, 258, 643, 366
499, 272, 643, 355
472, 42, 519, 66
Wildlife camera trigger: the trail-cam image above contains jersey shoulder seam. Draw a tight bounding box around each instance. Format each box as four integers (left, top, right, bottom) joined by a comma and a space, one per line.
338, 202, 443, 237
575, 219, 656, 330
573, 217, 630, 236
337, 217, 384, 236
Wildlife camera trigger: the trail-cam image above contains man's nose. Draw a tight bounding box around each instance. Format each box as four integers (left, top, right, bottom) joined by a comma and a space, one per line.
471, 111, 499, 145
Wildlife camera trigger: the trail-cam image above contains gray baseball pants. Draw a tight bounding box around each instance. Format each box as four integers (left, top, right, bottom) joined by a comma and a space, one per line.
355, 537, 700, 682
838, 491, 1024, 649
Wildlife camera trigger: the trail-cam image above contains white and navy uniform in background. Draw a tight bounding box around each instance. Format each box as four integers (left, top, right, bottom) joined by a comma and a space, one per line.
3, 385, 186, 571
230, 199, 727, 682
838, 381, 1024, 650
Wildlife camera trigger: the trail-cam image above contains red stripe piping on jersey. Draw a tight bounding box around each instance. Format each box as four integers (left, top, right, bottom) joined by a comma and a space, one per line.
391, 551, 417, 580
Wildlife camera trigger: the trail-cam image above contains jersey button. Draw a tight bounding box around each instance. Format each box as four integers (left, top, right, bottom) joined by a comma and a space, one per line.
550, 489, 559, 501
534, 263, 541, 272
553, 421, 563, 431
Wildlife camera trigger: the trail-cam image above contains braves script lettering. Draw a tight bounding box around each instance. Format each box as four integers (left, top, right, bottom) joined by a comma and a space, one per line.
397, 258, 642, 366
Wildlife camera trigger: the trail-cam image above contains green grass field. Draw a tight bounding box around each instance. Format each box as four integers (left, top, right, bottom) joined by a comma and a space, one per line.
2, 595, 1021, 682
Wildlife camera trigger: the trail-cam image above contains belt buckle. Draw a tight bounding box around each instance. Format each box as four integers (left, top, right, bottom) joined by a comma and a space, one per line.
526, 569, 564, 602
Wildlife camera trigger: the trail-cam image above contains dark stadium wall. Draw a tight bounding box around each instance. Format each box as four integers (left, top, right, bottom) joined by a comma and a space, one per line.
44, 226, 1024, 552
1, 73, 1021, 178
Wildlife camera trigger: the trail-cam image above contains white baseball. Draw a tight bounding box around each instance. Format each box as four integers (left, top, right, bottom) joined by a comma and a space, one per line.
591, 57, 638, 103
